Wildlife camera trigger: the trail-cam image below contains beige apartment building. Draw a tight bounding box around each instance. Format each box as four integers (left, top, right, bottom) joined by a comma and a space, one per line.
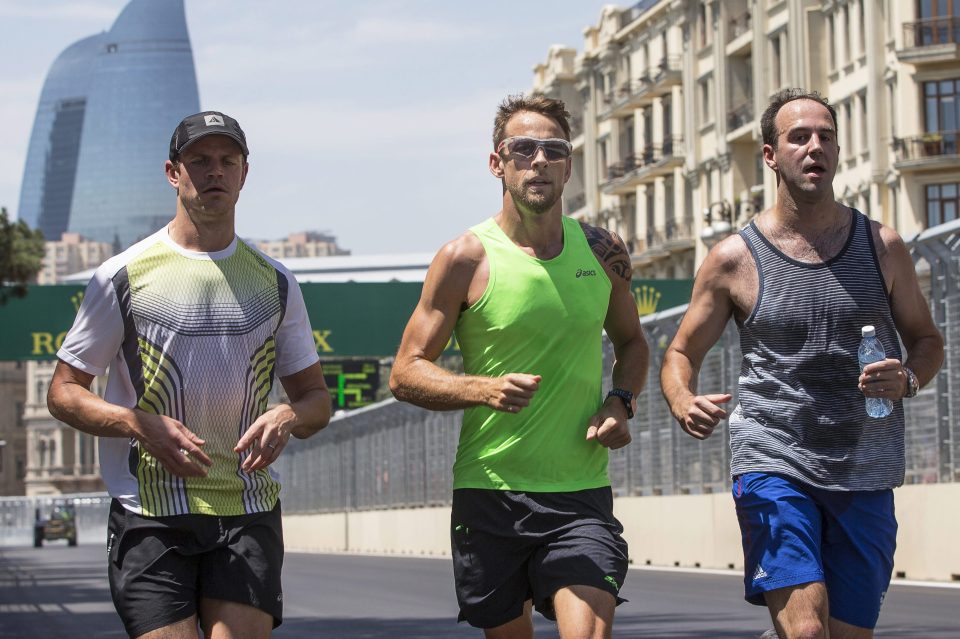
254, 231, 349, 260
23, 360, 103, 496
533, 0, 960, 277
36, 232, 114, 285
0, 362, 27, 495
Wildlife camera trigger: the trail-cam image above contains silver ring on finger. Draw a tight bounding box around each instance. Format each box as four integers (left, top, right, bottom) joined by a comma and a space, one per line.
267, 442, 277, 450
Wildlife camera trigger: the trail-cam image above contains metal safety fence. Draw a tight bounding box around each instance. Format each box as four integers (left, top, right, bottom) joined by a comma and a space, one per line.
275, 218, 960, 512
2, 221, 956, 523
0, 492, 109, 546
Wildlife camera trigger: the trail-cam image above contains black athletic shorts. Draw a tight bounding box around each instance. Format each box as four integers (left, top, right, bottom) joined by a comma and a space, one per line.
451, 487, 628, 629
106, 498, 284, 637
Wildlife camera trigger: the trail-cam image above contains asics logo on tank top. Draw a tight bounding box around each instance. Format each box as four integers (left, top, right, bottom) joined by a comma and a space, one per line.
575, 268, 597, 278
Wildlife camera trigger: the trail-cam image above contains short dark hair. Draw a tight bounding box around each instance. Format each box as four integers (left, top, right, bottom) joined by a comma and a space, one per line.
760, 88, 837, 149
492, 94, 571, 149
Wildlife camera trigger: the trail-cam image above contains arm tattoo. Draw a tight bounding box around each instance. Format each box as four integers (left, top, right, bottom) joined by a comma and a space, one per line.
580, 222, 632, 281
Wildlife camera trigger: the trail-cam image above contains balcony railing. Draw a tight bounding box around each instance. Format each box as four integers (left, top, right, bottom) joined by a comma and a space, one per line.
903, 17, 960, 47
727, 101, 754, 131
605, 137, 684, 181
666, 218, 694, 242
648, 219, 696, 248
653, 56, 682, 82
727, 12, 752, 44
892, 131, 960, 162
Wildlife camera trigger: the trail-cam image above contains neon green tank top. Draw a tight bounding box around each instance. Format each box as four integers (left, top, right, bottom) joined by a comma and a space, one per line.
452, 216, 612, 491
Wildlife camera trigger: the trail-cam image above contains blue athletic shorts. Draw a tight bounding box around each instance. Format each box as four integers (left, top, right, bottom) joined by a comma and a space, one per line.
732, 472, 897, 629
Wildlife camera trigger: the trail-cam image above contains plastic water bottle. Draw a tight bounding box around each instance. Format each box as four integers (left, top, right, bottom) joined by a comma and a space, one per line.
859, 325, 893, 419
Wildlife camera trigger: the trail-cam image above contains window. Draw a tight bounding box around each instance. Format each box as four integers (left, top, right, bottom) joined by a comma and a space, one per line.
844, 102, 853, 160
891, 184, 900, 229
842, 4, 851, 65
599, 140, 608, 179
924, 78, 960, 132
623, 116, 635, 158
924, 78, 960, 154
916, 0, 960, 45
699, 2, 712, 48
646, 188, 656, 240
888, 80, 898, 139
828, 14, 836, 71
926, 182, 959, 227
769, 31, 789, 90
857, 0, 865, 57
771, 36, 782, 88
919, 0, 960, 19
699, 76, 713, 126
641, 107, 654, 162
859, 92, 868, 155
665, 176, 675, 228
663, 95, 673, 154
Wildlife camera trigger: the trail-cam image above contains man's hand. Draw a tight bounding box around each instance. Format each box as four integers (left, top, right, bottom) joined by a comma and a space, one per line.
234, 404, 295, 473
859, 358, 909, 400
484, 373, 542, 413
130, 411, 212, 478
586, 397, 632, 449
674, 393, 732, 440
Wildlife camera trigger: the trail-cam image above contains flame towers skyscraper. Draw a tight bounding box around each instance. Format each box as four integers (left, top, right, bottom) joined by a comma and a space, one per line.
18, 0, 200, 249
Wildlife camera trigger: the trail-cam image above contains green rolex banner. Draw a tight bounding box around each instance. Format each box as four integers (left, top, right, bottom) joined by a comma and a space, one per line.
0, 280, 692, 361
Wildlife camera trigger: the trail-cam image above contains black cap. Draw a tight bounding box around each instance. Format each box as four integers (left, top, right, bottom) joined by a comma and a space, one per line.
169, 111, 249, 161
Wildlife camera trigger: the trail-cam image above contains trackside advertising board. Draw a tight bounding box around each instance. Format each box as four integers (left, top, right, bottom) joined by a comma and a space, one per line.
0, 280, 692, 361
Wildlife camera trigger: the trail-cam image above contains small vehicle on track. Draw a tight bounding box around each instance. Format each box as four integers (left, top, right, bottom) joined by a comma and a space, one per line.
34, 502, 77, 547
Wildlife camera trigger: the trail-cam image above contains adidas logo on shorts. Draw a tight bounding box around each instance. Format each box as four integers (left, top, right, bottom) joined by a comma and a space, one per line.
752, 564, 769, 581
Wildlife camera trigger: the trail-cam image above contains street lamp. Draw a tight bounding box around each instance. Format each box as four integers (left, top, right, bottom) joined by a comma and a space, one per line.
701, 201, 733, 248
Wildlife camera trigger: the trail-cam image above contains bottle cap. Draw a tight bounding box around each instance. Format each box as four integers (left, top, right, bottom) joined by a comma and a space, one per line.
861, 325, 876, 337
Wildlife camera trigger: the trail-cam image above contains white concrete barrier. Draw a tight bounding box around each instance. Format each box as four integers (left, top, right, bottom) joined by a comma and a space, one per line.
281, 484, 960, 582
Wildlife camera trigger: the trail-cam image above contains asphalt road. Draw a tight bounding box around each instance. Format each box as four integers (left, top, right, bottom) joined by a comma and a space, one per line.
2, 543, 958, 638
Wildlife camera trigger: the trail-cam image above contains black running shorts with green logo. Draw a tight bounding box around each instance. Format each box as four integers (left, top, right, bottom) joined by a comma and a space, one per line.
451, 487, 628, 629
106, 498, 284, 637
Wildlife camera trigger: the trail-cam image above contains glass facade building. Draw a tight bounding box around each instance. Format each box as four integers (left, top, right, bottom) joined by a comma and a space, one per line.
18, 0, 200, 249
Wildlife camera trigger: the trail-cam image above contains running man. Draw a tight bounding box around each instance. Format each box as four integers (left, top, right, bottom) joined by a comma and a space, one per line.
47, 111, 331, 638
390, 94, 649, 639
660, 89, 944, 639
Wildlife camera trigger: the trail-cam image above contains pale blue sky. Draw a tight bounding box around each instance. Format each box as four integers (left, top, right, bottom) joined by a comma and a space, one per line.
0, 1, 610, 254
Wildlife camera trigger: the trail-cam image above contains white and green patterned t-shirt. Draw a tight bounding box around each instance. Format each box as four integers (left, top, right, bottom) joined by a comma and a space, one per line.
58, 226, 319, 517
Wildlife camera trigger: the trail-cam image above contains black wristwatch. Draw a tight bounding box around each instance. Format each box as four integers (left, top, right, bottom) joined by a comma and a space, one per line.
903, 367, 919, 398
606, 388, 634, 419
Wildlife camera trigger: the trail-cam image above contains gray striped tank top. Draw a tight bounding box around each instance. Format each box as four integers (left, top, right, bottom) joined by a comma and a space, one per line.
730, 209, 905, 491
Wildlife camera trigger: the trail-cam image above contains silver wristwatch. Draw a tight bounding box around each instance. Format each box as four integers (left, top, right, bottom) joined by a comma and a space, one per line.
903, 367, 920, 398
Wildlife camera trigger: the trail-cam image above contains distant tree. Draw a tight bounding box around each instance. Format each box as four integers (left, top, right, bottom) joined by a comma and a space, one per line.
0, 207, 45, 304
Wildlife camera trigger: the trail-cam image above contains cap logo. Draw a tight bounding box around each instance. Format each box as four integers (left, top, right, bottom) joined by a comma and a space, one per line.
204, 114, 225, 127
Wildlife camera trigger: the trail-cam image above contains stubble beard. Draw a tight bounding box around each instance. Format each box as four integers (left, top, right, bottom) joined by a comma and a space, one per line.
181, 191, 234, 222
507, 180, 560, 215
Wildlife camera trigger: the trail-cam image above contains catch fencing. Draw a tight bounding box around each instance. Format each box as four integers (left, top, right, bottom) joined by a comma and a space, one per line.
3, 219, 957, 525
274, 217, 960, 512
